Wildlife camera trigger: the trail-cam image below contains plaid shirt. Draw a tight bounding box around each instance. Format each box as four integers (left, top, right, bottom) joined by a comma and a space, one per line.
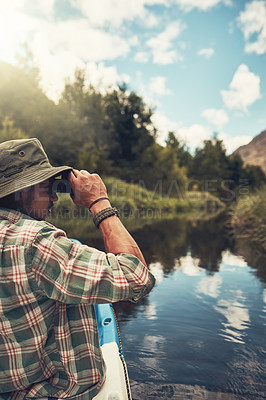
0, 208, 155, 400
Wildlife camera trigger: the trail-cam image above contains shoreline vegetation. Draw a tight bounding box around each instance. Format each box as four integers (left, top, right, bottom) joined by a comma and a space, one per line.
1, 63, 264, 252
231, 185, 266, 254
48, 178, 266, 268
48, 177, 225, 241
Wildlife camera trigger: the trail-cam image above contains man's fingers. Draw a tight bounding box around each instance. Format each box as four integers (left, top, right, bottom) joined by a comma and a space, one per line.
68, 171, 77, 184
80, 170, 90, 176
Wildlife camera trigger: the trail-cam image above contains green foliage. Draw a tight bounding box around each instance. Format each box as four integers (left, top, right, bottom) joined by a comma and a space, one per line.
0, 117, 28, 142
240, 164, 266, 188
231, 185, 266, 252
0, 61, 264, 205
166, 132, 193, 169
189, 138, 266, 202
103, 85, 156, 172
59, 73, 187, 192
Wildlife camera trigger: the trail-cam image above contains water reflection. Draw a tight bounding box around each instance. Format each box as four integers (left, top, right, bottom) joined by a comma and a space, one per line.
234, 238, 266, 284
117, 249, 265, 399
111, 213, 266, 399
197, 274, 223, 298
176, 255, 202, 276
215, 298, 250, 344
132, 212, 234, 274
83, 211, 265, 283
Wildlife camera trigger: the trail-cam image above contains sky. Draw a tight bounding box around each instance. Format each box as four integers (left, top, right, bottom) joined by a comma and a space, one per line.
0, 0, 266, 154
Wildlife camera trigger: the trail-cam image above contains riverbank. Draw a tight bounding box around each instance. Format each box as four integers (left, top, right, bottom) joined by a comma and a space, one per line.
231, 185, 266, 254
48, 177, 224, 241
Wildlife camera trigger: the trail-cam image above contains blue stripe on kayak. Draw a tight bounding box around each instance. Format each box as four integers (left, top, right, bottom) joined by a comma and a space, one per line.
95, 303, 120, 347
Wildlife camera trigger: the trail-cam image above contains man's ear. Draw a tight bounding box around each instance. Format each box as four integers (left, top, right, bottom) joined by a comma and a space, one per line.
19, 190, 27, 208
19, 187, 34, 208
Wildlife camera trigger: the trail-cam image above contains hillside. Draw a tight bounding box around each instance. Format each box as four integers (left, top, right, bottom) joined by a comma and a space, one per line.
233, 130, 266, 174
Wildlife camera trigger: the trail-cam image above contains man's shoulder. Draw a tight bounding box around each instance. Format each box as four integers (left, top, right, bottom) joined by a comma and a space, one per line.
0, 208, 64, 245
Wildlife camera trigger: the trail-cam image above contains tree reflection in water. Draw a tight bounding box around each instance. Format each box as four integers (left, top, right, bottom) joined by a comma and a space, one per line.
132, 212, 234, 274
83, 211, 265, 323
113, 211, 266, 323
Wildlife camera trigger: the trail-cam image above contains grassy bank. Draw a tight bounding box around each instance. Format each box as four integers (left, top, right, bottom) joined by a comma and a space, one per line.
231, 185, 266, 253
48, 177, 224, 241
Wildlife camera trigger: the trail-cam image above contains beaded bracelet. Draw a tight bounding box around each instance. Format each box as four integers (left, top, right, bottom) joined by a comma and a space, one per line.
93, 207, 120, 228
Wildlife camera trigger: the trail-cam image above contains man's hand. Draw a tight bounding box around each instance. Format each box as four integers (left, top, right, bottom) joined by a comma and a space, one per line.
68, 170, 147, 265
68, 169, 108, 208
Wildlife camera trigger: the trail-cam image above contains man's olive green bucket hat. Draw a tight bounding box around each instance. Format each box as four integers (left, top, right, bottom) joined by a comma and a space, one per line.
0, 138, 72, 199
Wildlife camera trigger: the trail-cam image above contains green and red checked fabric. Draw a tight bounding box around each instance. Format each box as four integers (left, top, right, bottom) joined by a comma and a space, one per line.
0, 208, 155, 400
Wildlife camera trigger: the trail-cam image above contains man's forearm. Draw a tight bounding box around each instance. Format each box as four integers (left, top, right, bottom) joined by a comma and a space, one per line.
68, 170, 147, 266
90, 199, 147, 266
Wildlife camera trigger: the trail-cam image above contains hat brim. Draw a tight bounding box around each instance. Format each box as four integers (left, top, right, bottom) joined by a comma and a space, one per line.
0, 165, 72, 199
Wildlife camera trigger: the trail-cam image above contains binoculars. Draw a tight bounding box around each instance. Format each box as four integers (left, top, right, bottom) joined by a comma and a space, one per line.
53, 172, 73, 195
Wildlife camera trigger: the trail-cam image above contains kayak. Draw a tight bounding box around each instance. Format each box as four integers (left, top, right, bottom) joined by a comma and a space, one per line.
70, 239, 132, 400
93, 303, 132, 400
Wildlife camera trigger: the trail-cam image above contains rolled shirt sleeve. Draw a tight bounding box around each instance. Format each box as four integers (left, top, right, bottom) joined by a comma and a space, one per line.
28, 225, 155, 304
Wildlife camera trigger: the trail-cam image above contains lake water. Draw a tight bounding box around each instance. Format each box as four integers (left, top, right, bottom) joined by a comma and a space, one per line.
111, 213, 266, 400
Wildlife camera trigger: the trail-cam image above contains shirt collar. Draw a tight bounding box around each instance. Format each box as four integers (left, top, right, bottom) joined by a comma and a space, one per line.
0, 207, 34, 224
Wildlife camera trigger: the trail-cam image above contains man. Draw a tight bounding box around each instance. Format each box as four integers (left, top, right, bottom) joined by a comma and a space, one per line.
0, 138, 155, 400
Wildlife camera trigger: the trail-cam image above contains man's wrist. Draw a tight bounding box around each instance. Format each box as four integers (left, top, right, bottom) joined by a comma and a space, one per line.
89, 199, 111, 216
88, 197, 110, 211
93, 207, 120, 228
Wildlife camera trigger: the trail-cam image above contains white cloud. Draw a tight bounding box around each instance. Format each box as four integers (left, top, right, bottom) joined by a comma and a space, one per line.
149, 76, 171, 96
71, 0, 163, 28
178, 124, 212, 149
46, 61, 129, 102
86, 62, 130, 87
29, 19, 133, 100
0, 2, 137, 101
151, 115, 213, 150
23, 0, 56, 18
0, 4, 40, 63
197, 47, 215, 59
34, 20, 131, 63
172, 0, 232, 12
237, 0, 266, 55
202, 108, 229, 131
221, 64, 261, 112
151, 110, 180, 145
217, 133, 253, 154
134, 52, 150, 63
146, 21, 186, 65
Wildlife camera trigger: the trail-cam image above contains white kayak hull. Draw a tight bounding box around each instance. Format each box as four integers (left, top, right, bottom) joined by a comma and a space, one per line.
93, 342, 131, 400
94, 304, 132, 400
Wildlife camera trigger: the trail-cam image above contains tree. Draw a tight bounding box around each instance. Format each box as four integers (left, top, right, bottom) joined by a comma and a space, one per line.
165, 132, 193, 171
241, 165, 266, 189
16, 43, 40, 85
191, 139, 234, 201
0, 117, 28, 143
103, 84, 156, 179
189, 137, 265, 202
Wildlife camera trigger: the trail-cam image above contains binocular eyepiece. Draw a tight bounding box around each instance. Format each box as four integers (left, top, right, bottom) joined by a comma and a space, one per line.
52, 171, 73, 195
